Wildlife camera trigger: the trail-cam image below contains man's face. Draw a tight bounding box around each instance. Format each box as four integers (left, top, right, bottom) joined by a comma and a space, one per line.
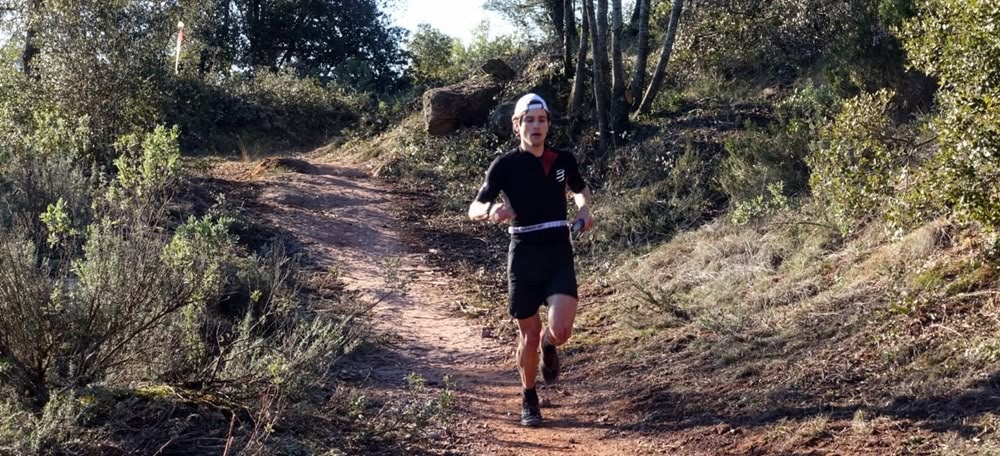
514, 108, 549, 148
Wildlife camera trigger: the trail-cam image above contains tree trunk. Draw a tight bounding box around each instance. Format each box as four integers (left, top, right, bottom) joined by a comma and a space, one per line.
546, 0, 565, 44
626, 0, 642, 37
568, 1, 590, 115
609, 0, 627, 133
19, 0, 41, 75
636, 0, 684, 115
586, 0, 610, 153
627, 0, 650, 109
563, 0, 576, 78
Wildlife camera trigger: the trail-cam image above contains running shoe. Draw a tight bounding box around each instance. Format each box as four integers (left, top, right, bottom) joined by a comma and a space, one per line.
520, 403, 543, 427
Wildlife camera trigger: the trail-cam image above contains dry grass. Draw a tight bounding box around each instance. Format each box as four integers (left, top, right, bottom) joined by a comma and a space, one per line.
585, 208, 1000, 453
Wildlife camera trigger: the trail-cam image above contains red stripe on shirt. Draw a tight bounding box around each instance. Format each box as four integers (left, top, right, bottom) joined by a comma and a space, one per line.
541, 148, 558, 176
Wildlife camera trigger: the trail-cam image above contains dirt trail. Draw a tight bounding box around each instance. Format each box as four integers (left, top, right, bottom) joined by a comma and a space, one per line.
245, 159, 655, 455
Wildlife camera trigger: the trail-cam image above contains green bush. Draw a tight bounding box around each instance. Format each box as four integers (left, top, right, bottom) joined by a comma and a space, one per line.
901, 0, 1000, 230
112, 125, 182, 199
407, 25, 464, 87
807, 89, 906, 236
718, 81, 838, 224
0, 121, 357, 427
671, 0, 856, 77
28, 0, 175, 162
731, 182, 789, 226
406, 21, 524, 89
0, 390, 91, 454
0, 113, 98, 255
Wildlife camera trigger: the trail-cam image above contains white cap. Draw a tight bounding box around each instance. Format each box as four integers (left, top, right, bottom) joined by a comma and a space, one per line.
512, 93, 549, 117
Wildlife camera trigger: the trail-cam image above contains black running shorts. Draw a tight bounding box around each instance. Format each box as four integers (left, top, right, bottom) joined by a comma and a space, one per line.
507, 237, 578, 320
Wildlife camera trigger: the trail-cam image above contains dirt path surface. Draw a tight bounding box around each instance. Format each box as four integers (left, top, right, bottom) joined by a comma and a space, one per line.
243, 159, 657, 455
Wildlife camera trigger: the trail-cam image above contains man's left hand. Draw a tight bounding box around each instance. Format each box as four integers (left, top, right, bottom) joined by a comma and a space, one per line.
574, 206, 594, 232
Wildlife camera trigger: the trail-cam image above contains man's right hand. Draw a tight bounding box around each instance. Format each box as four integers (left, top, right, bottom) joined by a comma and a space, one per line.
489, 203, 516, 223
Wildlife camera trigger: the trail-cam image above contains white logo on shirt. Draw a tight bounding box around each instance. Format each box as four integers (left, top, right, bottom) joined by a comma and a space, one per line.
556, 169, 565, 182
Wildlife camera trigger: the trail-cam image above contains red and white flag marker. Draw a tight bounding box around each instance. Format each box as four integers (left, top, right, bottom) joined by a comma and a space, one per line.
175, 21, 185, 74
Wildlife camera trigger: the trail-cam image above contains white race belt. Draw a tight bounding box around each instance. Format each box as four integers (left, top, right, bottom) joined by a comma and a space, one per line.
507, 220, 569, 234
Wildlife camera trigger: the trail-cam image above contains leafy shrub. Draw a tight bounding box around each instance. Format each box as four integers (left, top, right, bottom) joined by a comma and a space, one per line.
407, 25, 464, 87
0, 390, 91, 454
807, 89, 905, 236
0, 111, 98, 255
774, 80, 841, 127
671, 0, 857, 78
1, 122, 356, 431
670, 0, 919, 105
901, 0, 1000, 230
112, 125, 182, 199
458, 21, 522, 71
0, 155, 96, 245
407, 21, 525, 89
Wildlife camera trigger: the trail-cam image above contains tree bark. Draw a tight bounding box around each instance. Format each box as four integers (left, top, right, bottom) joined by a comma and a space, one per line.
568, 0, 590, 115
546, 0, 565, 44
19, 0, 41, 75
609, 0, 627, 133
562, 0, 576, 78
627, 0, 650, 109
636, 0, 684, 115
626, 0, 642, 37
586, 0, 610, 152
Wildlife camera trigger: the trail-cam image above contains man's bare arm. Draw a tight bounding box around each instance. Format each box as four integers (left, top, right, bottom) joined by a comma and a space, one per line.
469, 193, 515, 223
573, 187, 592, 210
572, 187, 595, 231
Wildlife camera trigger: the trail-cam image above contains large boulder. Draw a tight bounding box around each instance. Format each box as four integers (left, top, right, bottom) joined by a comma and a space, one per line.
422, 76, 503, 136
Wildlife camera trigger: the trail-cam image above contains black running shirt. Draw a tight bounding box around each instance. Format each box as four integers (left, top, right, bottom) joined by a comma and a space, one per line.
475, 147, 587, 242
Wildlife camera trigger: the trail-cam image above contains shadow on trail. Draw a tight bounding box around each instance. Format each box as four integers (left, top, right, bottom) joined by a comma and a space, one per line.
626, 370, 1000, 439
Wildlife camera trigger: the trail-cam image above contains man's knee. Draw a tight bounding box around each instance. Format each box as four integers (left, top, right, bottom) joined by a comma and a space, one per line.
520, 330, 541, 350
546, 323, 572, 346
546, 294, 577, 346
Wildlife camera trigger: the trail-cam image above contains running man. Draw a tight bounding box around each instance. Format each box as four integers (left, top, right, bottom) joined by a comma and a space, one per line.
467, 93, 594, 427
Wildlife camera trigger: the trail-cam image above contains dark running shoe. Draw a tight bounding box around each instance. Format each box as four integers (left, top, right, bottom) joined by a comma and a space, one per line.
520, 403, 543, 427
540, 340, 560, 385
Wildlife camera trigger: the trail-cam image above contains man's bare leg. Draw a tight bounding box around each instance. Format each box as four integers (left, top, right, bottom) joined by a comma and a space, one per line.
515, 314, 544, 426
544, 294, 578, 346
515, 314, 543, 388
540, 294, 577, 384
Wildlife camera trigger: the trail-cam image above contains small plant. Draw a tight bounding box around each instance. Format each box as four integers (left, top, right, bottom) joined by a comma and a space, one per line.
731, 182, 789, 225
39, 198, 77, 248
405, 372, 426, 389
112, 125, 182, 199
628, 275, 692, 325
